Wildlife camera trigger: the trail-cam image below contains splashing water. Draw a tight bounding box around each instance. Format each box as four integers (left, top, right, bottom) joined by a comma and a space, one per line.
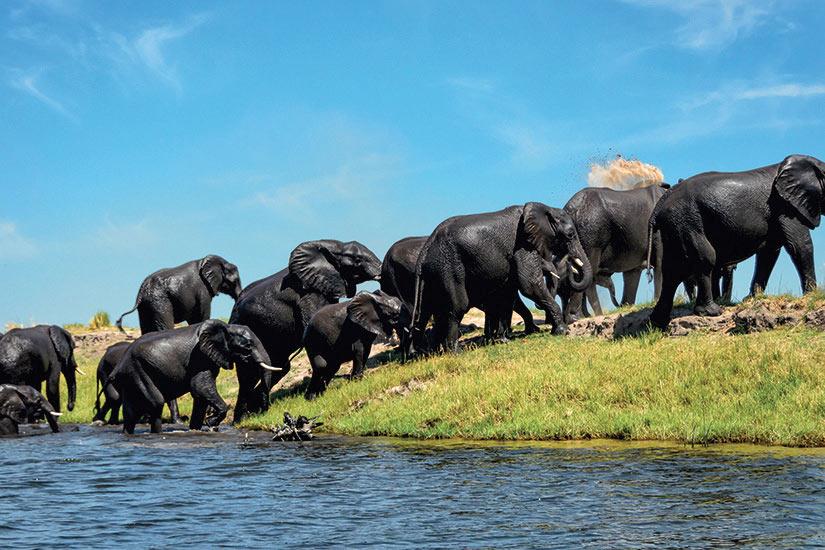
587, 156, 664, 190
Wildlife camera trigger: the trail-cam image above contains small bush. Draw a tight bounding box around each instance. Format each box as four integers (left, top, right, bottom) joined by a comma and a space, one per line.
89, 311, 111, 330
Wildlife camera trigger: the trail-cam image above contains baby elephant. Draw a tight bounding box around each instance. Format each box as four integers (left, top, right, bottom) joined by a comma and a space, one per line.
0, 384, 61, 435
304, 291, 403, 399
93, 341, 131, 425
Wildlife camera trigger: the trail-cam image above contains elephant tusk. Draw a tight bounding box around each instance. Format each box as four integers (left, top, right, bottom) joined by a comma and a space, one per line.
49, 411, 62, 416
570, 266, 580, 276
260, 362, 283, 372
75, 367, 87, 376
573, 258, 584, 267
549, 271, 561, 280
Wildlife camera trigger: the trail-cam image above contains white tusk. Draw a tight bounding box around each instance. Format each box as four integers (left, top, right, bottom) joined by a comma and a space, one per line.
570, 266, 580, 275
50, 411, 62, 416
550, 272, 561, 280
573, 258, 584, 267
260, 362, 283, 372
75, 367, 87, 376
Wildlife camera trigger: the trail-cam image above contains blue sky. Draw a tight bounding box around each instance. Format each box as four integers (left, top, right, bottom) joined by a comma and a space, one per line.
2, 0, 825, 325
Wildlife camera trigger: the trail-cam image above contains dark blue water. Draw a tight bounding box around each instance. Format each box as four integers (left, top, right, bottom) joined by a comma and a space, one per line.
1, 426, 824, 548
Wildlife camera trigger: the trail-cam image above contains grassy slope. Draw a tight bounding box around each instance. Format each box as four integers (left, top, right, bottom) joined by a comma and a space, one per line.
58, 296, 825, 446
240, 328, 825, 446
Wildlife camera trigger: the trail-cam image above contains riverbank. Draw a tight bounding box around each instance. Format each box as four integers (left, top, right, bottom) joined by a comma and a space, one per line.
58, 295, 825, 446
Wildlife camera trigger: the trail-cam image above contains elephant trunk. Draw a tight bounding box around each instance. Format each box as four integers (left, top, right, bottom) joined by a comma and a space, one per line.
64, 359, 78, 412
565, 239, 593, 292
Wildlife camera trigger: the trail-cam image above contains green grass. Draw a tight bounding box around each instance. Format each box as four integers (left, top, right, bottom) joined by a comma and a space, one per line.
239, 327, 825, 446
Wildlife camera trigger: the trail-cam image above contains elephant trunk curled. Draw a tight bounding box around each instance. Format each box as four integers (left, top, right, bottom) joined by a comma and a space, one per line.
565, 238, 593, 292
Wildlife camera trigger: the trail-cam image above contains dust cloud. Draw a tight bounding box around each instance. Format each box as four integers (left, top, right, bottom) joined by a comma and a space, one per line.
587, 155, 664, 190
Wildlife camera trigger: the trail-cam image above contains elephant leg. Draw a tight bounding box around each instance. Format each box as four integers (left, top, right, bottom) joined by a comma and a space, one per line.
650, 252, 682, 330
122, 400, 138, 435
585, 284, 601, 316
621, 268, 642, 306
166, 399, 181, 424
564, 291, 583, 324
652, 232, 664, 302
779, 219, 817, 293
351, 341, 371, 379
721, 267, 735, 303
439, 284, 469, 352
513, 296, 539, 335
306, 355, 331, 400
750, 247, 781, 297
138, 301, 174, 333
0, 418, 18, 435
514, 249, 566, 335
190, 397, 207, 430
191, 371, 228, 429
149, 406, 163, 434
110, 401, 121, 425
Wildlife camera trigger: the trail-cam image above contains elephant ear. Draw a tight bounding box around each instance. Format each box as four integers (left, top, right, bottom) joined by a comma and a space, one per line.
196, 320, 233, 370
48, 326, 74, 367
347, 293, 385, 336
0, 388, 27, 424
288, 241, 347, 298
199, 255, 224, 296
520, 202, 559, 259
773, 155, 825, 229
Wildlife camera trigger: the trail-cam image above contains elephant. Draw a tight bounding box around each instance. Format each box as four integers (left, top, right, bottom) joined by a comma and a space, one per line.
116, 255, 242, 334
229, 239, 382, 422
0, 384, 61, 435
557, 183, 671, 322
381, 236, 540, 356
92, 341, 131, 425
0, 325, 81, 412
412, 202, 593, 352
116, 255, 241, 422
649, 154, 825, 330
108, 320, 274, 434
304, 291, 403, 399
683, 263, 737, 304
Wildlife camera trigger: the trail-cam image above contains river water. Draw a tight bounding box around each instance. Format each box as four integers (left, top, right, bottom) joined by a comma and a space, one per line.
1, 426, 824, 548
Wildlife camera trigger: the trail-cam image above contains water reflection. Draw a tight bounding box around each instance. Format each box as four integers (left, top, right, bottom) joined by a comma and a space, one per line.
1, 427, 823, 548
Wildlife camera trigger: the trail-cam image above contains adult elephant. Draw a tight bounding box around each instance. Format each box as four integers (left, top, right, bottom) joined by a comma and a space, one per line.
230, 239, 382, 421
0, 325, 81, 412
381, 236, 540, 355
649, 154, 825, 329
116, 255, 242, 334
412, 202, 593, 352
109, 320, 274, 434
0, 384, 61, 435
558, 183, 671, 322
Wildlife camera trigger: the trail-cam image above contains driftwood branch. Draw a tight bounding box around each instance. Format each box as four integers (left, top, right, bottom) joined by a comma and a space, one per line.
271, 412, 323, 441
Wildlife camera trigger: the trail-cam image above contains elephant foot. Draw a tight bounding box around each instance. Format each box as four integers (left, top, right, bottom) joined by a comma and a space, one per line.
523, 324, 540, 335
91, 419, 104, 427
694, 302, 722, 317
551, 324, 568, 336
648, 312, 670, 331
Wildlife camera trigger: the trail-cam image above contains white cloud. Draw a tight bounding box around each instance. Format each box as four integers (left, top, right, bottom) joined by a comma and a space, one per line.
131, 14, 208, 91
622, 0, 775, 50
684, 81, 825, 110
0, 221, 38, 260
9, 69, 77, 121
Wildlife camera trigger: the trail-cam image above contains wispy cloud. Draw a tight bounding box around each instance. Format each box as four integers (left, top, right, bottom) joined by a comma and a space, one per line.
251, 154, 402, 222
9, 69, 77, 121
130, 14, 209, 91
621, 0, 776, 50
0, 221, 38, 260
683, 81, 825, 110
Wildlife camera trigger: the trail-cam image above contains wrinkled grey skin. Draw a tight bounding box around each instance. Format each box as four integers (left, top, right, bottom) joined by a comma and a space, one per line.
230, 240, 382, 422
381, 236, 540, 356
412, 202, 593, 352
558, 183, 671, 322
304, 291, 403, 399
0, 325, 78, 412
683, 264, 737, 304
650, 155, 825, 329
117, 255, 242, 334
108, 320, 271, 434
0, 384, 61, 435
93, 341, 131, 425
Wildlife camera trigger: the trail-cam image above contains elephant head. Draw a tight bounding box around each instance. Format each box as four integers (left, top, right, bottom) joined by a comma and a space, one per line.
200, 255, 243, 301
288, 240, 382, 300
0, 384, 61, 434
48, 326, 78, 412
347, 291, 404, 339
772, 155, 825, 229
520, 202, 593, 292
197, 319, 276, 374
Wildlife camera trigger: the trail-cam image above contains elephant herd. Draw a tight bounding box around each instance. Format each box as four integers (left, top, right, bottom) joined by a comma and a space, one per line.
1, 153, 822, 436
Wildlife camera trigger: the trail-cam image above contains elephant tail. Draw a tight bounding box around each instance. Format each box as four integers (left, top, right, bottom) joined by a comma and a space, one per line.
115, 298, 140, 336
645, 220, 655, 284
608, 283, 620, 308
